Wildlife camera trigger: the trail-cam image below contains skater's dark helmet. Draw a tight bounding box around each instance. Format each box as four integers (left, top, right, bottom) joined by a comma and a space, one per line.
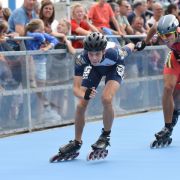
83, 32, 107, 52
157, 14, 179, 35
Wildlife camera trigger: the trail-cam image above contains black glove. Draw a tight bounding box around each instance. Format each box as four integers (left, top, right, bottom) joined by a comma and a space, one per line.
135, 40, 146, 51
84, 88, 93, 100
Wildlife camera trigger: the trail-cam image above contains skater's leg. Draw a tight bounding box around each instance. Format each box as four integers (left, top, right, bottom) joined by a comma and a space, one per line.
162, 74, 177, 128
172, 89, 180, 127
89, 80, 120, 153
75, 99, 89, 143
156, 74, 177, 136
150, 74, 178, 148
101, 80, 120, 132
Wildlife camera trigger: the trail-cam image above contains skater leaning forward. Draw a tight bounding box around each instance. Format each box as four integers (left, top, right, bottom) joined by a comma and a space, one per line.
50, 32, 135, 162
135, 14, 180, 148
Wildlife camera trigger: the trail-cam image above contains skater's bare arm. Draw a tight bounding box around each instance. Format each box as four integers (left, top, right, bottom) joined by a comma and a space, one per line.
145, 23, 157, 44
73, 76, 84, 98
125, 43, 135, 51
73, 76, 97, 100
135, 23, 157, 51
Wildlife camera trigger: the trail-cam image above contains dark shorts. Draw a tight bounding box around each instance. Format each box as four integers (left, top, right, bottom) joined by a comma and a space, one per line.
82, 64, 125, 88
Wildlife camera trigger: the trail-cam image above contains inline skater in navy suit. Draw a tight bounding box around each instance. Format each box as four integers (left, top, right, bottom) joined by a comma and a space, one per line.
50, 32, 135, 162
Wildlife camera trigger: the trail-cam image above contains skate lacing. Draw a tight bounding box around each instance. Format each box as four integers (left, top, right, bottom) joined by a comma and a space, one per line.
155, 127, 172, 139
95, 135, 110, 147
59, 140, 81, 154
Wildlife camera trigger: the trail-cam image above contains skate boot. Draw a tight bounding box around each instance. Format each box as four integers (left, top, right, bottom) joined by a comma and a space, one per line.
49, 140, 82, 162
87, 129, 110, 161
150, 127, 173, 148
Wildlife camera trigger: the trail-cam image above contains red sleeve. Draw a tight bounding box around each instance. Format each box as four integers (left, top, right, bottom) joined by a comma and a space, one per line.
71, 19, 90, 34
71, 19, 79, 34
80, 21, 90, 31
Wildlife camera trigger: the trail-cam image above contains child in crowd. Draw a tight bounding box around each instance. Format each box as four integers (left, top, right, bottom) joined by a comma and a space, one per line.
25, 19, 61, 123
56, 18, 76, 54
25, 18, 59, 86
49, 18, 76, 118
2, 8, 11, 21
0, 20, 8, 43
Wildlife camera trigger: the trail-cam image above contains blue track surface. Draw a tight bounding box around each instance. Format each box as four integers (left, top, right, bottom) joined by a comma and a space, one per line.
0, 111, 179, 180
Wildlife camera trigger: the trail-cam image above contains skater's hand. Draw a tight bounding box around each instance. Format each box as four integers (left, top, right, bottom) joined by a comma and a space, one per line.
84, 87, 97, 100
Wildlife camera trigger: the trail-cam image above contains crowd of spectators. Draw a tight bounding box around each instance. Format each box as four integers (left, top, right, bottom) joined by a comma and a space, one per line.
1, 0, 180, 69
0, 0, 180, 127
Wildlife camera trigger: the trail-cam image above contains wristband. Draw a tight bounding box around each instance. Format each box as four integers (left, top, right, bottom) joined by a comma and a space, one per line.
84, 88, 92, 100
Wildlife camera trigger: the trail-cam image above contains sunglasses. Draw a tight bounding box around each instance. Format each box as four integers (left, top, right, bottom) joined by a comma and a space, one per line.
158, 31, 176, 39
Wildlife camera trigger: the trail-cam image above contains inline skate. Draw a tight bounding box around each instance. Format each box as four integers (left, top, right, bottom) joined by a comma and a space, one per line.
87, 129, 110, 161
50, 140, 82, 162
150, 127, 173, 148
150, 110, 179, 148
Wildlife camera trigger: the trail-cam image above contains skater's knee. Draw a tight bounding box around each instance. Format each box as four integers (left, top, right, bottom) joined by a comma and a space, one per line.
101, 95, 113, 106
164, 84, 175, 95
77, 100, 88, 108
76, 103, 88, 113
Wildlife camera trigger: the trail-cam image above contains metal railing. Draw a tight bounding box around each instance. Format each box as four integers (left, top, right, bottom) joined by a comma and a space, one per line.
0, 38, 169, 136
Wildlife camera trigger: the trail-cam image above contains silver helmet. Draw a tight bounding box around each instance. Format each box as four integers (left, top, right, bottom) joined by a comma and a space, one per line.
157, 14, 179, 35
83, 32, 107, 51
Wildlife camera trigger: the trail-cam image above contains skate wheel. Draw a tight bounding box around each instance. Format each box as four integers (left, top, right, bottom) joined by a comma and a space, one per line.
165, 138, 172, 146
158, 141, 164, 148
87, 149, 108, 161
101, 149, 108, 159
150, 140, 158, 149
168, 138, 172, 145
96, 150, 102, 160
163, 141, 168, 147
49, 154, 59, 163
87, 151, 95, 161
157, 140, 163, 148
161, 142, 165, 148
57, 156, 64, 162
94, 150, 101, 159
63, 155, 70, 161
70, 152, 80, 160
